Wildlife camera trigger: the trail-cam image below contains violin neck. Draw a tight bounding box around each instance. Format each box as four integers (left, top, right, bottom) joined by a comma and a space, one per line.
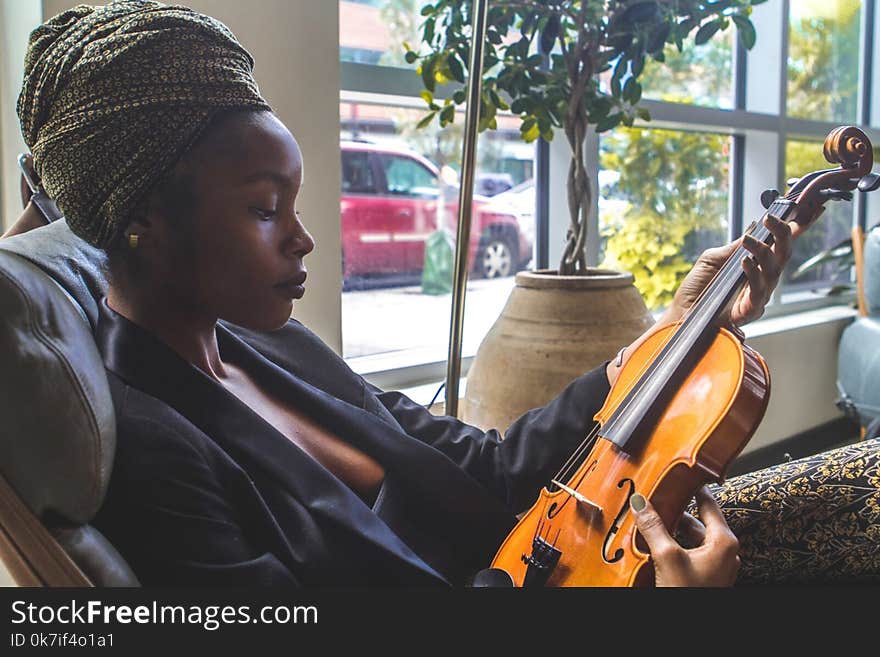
599, 199, 796, 452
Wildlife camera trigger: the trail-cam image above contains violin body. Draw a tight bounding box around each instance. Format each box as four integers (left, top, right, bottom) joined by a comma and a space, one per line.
490, 324, 769, 586
488, 126, 876, 587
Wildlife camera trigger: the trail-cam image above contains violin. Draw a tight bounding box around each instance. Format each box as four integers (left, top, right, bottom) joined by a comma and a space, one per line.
489, 126, 880, 587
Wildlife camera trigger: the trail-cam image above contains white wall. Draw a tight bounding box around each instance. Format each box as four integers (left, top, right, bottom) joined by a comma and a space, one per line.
0, 0, 42, 234
38, 0, 344, 351
743, 307, 856, 454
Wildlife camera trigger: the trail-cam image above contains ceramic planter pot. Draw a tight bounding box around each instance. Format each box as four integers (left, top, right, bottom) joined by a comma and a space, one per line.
462, 268, 653, 432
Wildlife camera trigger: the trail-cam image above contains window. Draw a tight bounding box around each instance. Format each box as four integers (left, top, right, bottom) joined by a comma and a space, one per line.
641, 29, 735, 109
783, 138, 856, 294
379, 154, 438, 198
338, 97, 536, 367
340, 0, 879, 389
342, 150, 378, 194
600, 128, 731, 311
788, 0, 862, 122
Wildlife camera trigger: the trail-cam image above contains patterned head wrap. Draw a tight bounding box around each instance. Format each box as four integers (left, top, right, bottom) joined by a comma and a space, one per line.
17, 0, 272, 248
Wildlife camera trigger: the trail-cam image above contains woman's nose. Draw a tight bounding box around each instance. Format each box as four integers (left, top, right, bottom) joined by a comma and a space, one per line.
284, 211, 315, 257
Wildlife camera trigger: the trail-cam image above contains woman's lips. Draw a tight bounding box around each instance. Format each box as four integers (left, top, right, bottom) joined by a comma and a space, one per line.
275, 273, 306, 299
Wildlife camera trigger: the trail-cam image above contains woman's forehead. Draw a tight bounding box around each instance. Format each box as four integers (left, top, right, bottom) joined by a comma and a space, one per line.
196, 112, 303, 187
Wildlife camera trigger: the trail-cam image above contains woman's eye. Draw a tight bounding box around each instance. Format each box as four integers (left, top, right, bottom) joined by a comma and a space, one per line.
250, 207, 277, 220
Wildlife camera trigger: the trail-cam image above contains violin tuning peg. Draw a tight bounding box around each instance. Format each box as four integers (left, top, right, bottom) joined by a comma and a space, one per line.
858, 172, 880, 193
760, 189, 780, 209
819, 188, 853, 202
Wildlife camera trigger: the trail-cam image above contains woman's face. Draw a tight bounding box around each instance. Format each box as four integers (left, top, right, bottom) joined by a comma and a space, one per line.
159, 111, 315, 331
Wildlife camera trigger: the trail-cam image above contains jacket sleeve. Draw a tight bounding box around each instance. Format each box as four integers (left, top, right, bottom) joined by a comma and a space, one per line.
368, 363, 611, 514
94, 414, 300, 588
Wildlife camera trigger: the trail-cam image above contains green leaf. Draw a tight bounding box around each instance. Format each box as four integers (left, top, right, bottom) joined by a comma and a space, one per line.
611, 56, 627, 98
521, 121, 541, 142
416, 111, 437, 130
419, 90, 433, 106
453, 89, 467, 104
540, 14, 560, 54
595, 113, 623, 133
623, 77, 636, 102
694, 20, 722, 46
630, 81, 642, 104
424, 17, 435, 44
631, 54, 645, 78
646, 22, 671, 53
420, 4, 434, 17
621, 1, 660, 24
439, 104, 455, 125
421, 58, 436, 93
405, 50, 418, 65
447, 54, 465, 83
636, 108, 651, 121
731, 15, 757, 50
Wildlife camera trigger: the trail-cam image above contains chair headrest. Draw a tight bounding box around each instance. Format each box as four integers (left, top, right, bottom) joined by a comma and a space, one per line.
0, 222, 114, 524
0, 221, 108, 331
865, 226, 880, 316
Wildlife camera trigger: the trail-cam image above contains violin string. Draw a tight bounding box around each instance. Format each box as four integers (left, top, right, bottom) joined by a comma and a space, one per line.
596, 207, 782, 417
551, 208, 783, 488
552, 224, 746, 484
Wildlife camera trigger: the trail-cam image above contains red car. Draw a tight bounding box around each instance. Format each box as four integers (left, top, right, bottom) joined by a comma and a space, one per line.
340, 141, 531, 280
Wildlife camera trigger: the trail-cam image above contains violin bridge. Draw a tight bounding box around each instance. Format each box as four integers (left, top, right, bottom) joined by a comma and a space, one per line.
551, 479, 603, 513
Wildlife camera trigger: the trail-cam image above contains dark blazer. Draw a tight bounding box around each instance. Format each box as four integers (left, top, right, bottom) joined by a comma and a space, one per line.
92, 300, 611, 587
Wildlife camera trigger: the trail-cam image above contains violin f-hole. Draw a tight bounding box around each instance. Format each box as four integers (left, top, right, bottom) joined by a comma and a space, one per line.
602, 478, 635, 564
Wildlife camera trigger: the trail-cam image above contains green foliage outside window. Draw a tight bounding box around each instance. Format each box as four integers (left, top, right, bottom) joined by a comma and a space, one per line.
600, 128, 729, 310
788, 0, 861, 122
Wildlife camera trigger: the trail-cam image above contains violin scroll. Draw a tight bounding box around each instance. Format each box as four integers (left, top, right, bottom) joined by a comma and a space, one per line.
823, 126, 872, 175
786, 126, 876, 229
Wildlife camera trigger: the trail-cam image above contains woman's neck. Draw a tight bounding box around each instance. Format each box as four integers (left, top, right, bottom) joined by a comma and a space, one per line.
106, 284, 228, 381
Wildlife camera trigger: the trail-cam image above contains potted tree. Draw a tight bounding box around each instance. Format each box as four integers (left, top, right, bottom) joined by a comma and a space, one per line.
408, 0, 764, 429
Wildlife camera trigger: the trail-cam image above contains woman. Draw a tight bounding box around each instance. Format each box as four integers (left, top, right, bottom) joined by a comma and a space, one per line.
14, 1, 878, 587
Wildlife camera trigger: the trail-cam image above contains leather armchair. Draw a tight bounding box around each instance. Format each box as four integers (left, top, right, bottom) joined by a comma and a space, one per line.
837, 226, 880, 433
0, 220, 138, 586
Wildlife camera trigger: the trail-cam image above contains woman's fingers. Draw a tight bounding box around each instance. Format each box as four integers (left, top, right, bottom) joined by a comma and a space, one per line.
631, 490, 740, 586
765, 214, 793, 262
694, 486, 737, 544
743, 234, 780, 281
630, 494, 677, 556
675, 512, 707, 549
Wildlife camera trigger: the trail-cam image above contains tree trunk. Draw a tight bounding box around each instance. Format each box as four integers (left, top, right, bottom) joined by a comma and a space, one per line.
559, 113, 592, 275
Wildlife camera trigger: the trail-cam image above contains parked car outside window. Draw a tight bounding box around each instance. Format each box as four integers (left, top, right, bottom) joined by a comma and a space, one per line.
340, 141, 532, 283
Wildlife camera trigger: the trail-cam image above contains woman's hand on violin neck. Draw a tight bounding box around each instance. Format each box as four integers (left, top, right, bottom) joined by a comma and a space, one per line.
667, 215, 796, 327
630, 486, 740, 587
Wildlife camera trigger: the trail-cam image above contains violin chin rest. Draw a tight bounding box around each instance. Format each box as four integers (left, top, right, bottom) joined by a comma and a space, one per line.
470, 568, 515, 587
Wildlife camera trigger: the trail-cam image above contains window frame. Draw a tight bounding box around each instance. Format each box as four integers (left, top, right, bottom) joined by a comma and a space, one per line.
339, 0, 880, 391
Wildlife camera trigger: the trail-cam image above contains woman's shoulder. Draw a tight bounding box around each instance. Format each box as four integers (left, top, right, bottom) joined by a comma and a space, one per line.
104, 370, 229, 472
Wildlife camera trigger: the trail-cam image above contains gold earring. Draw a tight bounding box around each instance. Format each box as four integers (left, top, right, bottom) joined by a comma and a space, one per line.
128, 233, 140, 249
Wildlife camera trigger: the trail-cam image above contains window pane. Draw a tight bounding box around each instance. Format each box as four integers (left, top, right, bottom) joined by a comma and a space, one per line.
599, 128, 731, 312
641, 29, 735, 109
341, 150, 378, 194
379, 154, 438, 197
339, 0, 422, 67
788, 0, 861, 122
782, 139, 855, 295
340, 97, 536, 364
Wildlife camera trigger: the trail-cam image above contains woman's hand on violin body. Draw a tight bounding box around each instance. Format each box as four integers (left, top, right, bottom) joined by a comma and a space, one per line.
667, 215, 799, 327
630, 486, 740, 587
